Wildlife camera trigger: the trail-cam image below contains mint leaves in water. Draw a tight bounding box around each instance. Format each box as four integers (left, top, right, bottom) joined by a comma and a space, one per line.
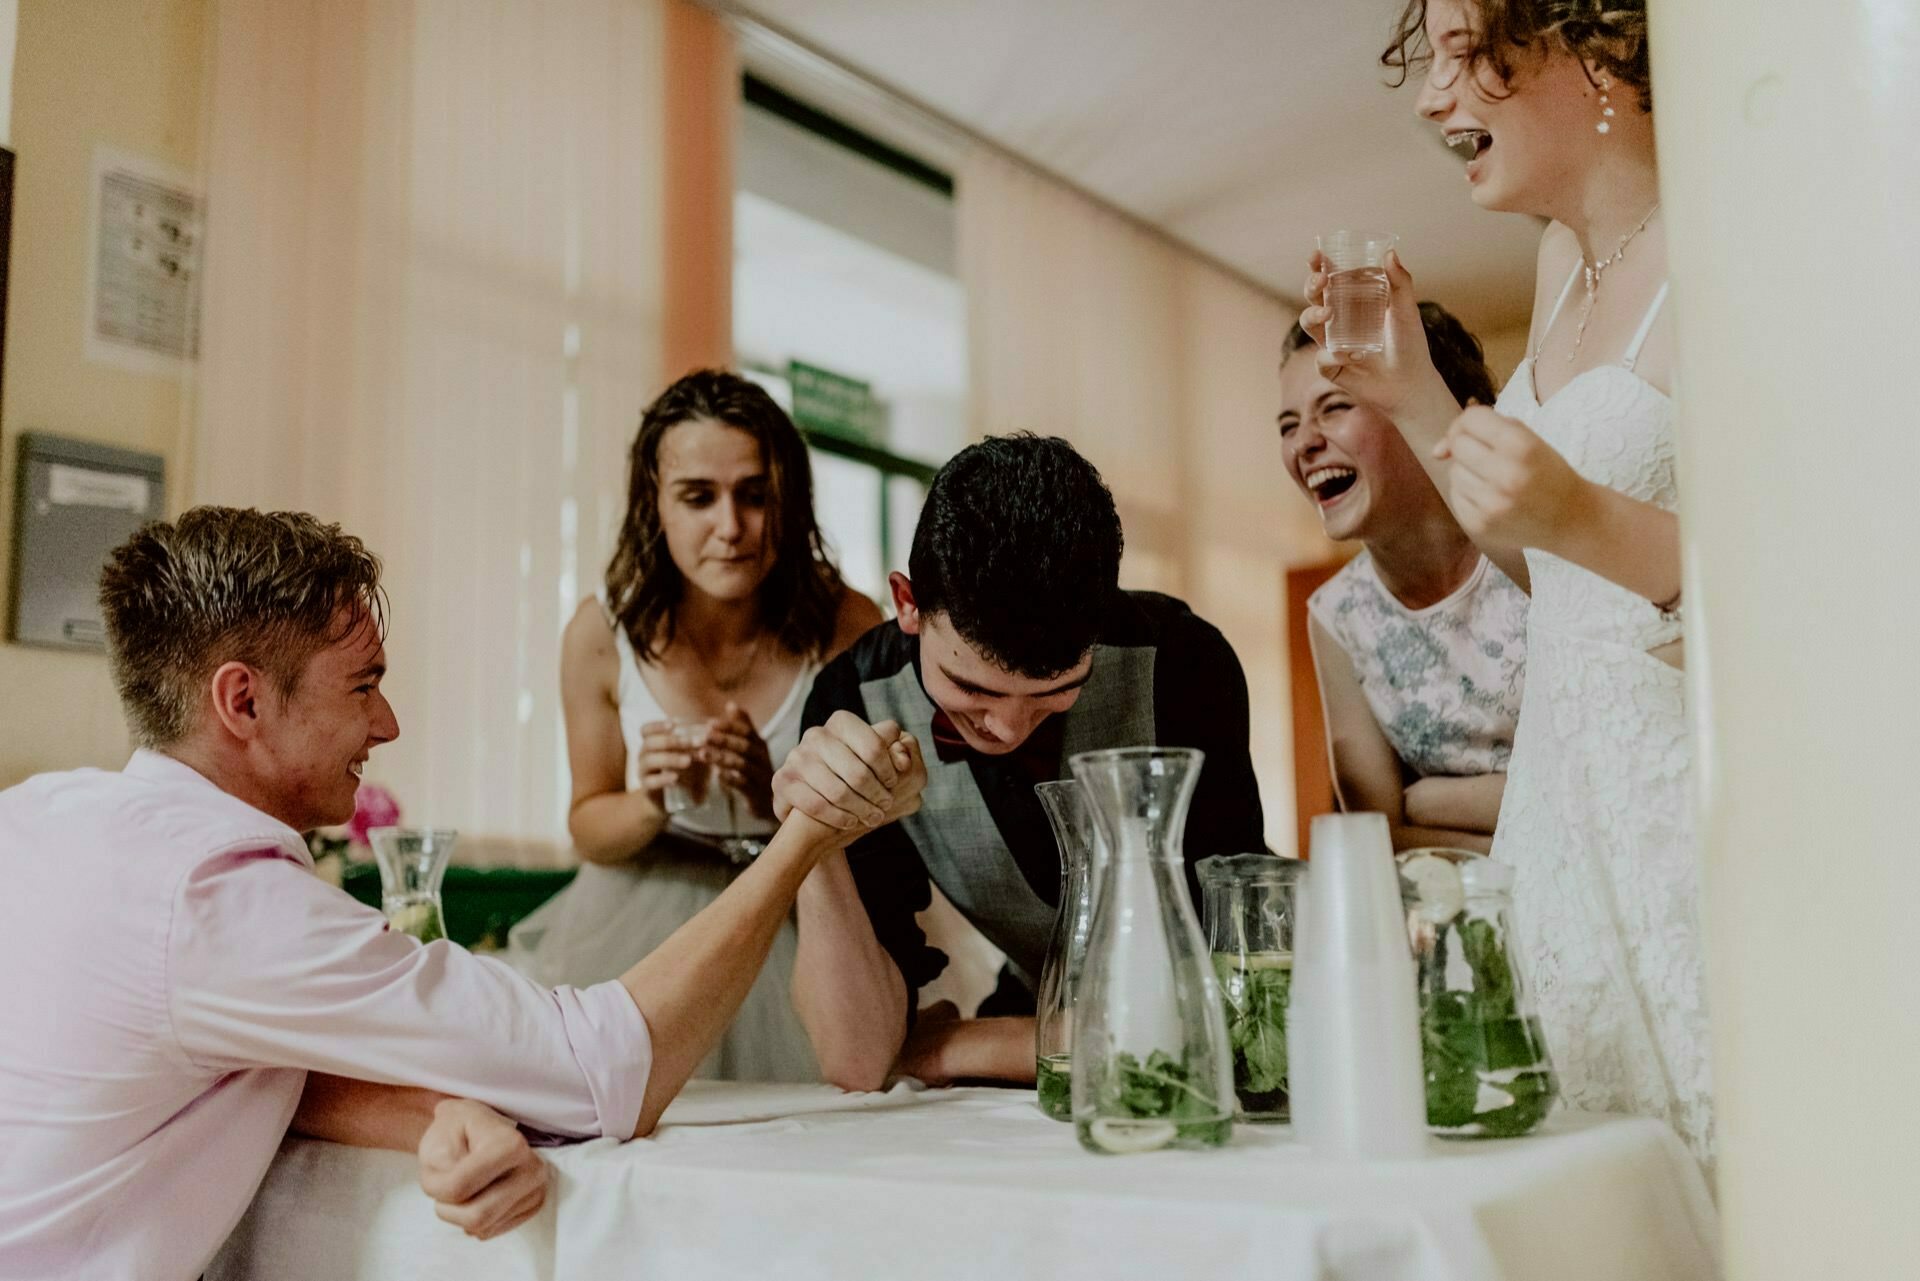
1075, 1049, 1230, 1154
1214, 953, 1290, 1121
1036, 1053, 1072, 1121
1421, 917, 1556, 1138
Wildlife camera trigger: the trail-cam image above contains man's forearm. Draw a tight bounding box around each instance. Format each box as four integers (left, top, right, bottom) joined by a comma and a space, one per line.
791, 850, 908, 1092
296, 817, 853, 1148
292, 1073, 449, 1151
617, 815, 840, 1136
900, 1017, 1036, 1085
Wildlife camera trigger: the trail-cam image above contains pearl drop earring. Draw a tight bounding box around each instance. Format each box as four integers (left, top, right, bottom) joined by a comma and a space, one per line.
1596, 74, 1616, 134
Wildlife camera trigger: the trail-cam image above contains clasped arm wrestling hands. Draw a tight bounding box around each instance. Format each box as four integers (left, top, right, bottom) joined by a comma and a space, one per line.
773, 710, 927, 838
1299, 248, 1592, 558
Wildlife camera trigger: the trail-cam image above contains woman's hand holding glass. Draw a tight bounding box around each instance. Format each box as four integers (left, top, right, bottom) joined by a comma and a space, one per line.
700, 702, 777, 822
1300, 248, 1455, 422
637, 719, 712, 812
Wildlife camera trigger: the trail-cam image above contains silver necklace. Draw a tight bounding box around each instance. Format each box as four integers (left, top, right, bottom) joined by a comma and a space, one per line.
1568, 202, 1660, 363
688, 628, 767, 694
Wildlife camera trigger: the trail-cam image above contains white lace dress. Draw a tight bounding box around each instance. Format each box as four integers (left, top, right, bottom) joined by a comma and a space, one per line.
1490, 275, 1714, 1163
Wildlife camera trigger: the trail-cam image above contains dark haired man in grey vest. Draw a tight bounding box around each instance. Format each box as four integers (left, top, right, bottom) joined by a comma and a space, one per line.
774, 434, 1265, 1091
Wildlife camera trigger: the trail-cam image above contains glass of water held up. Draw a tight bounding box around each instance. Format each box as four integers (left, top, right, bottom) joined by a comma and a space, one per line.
1316, 230, 1398, 357
662, 718, 717, 815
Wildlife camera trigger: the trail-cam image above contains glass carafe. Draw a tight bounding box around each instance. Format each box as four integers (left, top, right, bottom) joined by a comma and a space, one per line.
1069, 748, 1233, 1154
1198, 853, 1303, 1123
369, 826, 457, 944
1398, 848, 1558, 1138
1033, 779, 1100, 1121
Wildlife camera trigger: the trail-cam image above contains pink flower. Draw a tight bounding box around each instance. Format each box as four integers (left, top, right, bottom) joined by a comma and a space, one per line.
347, 783, 402, 848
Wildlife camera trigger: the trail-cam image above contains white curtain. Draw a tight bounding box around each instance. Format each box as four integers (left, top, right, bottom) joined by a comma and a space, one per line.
957, 150, 1335, 853
193, 0, 667, 850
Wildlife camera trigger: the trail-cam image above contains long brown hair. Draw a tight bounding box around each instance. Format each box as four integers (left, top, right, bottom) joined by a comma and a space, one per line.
605, 369, 845, 663
1383, 0, 1651, 111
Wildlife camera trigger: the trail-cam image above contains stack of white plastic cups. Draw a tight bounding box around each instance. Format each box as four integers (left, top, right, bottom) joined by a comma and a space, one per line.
1288, 813, 1427, 1159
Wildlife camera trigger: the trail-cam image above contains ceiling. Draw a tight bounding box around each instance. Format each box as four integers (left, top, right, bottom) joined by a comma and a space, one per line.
726, 0, 1542, 334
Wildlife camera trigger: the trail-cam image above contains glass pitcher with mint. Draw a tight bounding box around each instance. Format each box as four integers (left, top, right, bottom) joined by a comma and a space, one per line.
1069, 748, 1233, 1155
1033, 779, 1099, 1121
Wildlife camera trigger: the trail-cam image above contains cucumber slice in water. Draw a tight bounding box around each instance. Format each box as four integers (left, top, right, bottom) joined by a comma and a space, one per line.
1086, 1119, 1177, 1154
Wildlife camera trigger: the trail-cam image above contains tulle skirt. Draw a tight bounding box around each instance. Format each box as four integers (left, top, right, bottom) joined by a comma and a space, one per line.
507, 847, 820, 1084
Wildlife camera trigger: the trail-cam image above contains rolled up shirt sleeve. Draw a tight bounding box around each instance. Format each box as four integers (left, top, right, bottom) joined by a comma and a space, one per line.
166, 843, 651, 1141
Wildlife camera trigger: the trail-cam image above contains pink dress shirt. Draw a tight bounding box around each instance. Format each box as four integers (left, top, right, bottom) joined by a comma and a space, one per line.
0, 751, 653, 1281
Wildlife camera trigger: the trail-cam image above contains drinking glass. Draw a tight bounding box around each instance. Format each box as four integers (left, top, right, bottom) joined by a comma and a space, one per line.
1317, 230, 1398, 356
1398, 848, 1559, 1137
1198, 853, 1303, 1123
1288, 813, 1427, 1160
661, 717, 764, 864
368, 826, 456, 944
1034, 779, 1101, 1121
661, 718, 717, 815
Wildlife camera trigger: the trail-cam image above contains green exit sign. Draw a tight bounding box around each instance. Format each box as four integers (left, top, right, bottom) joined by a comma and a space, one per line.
788, 360, 878, 445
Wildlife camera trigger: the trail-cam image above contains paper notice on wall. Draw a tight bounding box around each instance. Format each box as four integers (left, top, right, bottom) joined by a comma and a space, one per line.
47, 463, 151, 512
88, 149, 202, 368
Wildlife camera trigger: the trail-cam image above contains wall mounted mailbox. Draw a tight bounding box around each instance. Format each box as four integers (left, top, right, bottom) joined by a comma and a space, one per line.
8, 432, 165, 651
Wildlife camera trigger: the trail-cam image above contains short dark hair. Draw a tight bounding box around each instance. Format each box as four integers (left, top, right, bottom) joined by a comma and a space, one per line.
98, 507, 388, 747
908, 434, 1123, 679
605, 368, 847, 663
1281, 300, 1497, 409
1382, 0, 1652, 112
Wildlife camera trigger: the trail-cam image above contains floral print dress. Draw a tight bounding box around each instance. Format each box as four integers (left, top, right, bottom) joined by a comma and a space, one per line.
1308, 551, 1529, 779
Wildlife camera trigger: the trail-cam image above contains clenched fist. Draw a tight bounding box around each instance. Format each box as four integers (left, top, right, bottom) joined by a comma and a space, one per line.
416, 1099, 550, 1241
1435, 404, 1595, 552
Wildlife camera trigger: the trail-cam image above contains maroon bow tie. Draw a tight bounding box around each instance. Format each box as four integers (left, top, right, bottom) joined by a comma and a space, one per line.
927, 710, 1063, 783
927, 710, 974, 764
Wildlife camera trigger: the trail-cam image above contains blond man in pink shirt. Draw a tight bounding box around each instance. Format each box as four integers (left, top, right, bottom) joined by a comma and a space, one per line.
0, 507, 925, 1281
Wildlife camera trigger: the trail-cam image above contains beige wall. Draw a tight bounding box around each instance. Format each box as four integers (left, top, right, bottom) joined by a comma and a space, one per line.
190, 0, 670, 845
0, 0, 207, 785
957, 150, 1338, 854
0, 0, 15, 148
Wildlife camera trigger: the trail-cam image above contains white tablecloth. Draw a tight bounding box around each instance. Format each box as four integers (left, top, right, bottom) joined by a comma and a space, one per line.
209, 1081, 1719, 1281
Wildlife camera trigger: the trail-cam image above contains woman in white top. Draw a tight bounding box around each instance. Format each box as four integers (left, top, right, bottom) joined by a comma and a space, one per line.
1298, 0, 1710, 1162
1280, 303, 1526, 854
511, 369, 880, 1082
